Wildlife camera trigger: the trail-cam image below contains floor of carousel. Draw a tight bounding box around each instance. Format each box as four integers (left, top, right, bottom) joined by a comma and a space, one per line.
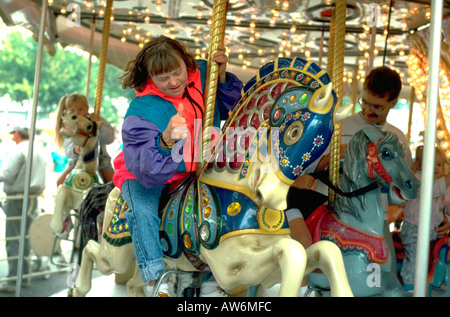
0, 270, 280, 297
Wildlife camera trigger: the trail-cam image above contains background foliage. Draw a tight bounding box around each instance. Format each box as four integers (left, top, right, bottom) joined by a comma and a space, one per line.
0, 27, 135, 128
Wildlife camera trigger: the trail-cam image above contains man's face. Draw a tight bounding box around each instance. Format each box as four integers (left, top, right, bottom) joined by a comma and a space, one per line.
360, 89, 397, 125
11, 131, 20, 144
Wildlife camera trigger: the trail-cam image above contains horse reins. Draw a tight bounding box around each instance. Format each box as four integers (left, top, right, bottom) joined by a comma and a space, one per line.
312, 139, 394, 198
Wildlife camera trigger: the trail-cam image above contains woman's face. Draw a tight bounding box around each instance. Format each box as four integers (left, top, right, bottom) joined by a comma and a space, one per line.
151, 58, 189, 97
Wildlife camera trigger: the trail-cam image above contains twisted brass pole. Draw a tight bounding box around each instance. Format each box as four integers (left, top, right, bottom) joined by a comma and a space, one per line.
197, 0, 228, 174
94, 0, 113, 117
327, 7, 335, 80
328, 0, 346, 207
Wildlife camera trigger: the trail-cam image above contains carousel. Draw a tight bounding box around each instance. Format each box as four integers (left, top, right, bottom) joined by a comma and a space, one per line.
0, 0, 449, 298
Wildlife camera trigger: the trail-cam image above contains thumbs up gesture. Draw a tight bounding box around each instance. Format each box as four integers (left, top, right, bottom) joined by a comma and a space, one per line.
162, 104, 189, 144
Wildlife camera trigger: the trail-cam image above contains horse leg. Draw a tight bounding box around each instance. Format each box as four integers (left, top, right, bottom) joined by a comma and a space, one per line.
304, 240, 353, 297
125, 260, 146, 297
273, 238, 306, 297
201, 235, 306, 297
69, 240, 102, 297
51, 186, 72, 234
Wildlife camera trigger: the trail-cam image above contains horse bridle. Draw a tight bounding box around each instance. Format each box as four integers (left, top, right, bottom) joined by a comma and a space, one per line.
76, 116, 97, 148
310, 138, 395, 198
366, 139, 393, 184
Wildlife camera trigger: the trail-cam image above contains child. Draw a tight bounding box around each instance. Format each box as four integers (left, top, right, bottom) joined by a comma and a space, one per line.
54, 93, 116, 185
113, 35, 243, 296
400, 145, 450, 291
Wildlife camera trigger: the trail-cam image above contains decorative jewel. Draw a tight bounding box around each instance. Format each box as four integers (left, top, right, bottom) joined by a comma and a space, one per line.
185, 204, 192, 215
227, 202, 242, 216
184, 234, 192, 249
204, 206, 212, 218
200, 223, 210, 241
202, 197, 211, 207
167, 223, 173, 235
185, 217, 191, 230
299, 93, 309, 104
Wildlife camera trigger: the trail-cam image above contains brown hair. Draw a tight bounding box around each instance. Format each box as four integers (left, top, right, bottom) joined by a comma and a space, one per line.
364, 66, 402, 102
119, 35, 197, 93
54, 93, 89, 149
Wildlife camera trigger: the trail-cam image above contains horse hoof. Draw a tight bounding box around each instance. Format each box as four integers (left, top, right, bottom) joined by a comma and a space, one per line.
67, 288, 74, 297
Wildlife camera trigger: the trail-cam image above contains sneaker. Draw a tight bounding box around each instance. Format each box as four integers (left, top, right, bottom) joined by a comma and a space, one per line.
0, 282, 15, 293
143, 283, 170, 297
0, 281, 30, 293
200, 281, 230, 297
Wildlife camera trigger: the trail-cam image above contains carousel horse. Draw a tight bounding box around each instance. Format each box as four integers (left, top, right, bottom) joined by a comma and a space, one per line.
392, 230, 450, 297
50, 111, 101, 241
306, 127, 420, 297
71, 57, 354, 297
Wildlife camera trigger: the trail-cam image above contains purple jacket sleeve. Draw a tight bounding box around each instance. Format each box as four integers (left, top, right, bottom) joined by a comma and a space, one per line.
216, 72, 243, 120
122, 115, 182, 189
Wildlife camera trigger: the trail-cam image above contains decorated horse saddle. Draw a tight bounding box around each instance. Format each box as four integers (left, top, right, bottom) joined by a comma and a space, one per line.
159, 178, 290, 269
307, 205, 389, 264
64, 168, 100, 192
102, 178, 290, 269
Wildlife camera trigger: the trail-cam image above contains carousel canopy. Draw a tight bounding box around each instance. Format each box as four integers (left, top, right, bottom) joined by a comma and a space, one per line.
0, 0, 449, 84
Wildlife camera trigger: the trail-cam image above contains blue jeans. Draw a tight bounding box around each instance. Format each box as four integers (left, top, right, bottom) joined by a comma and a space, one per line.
121, 179, 165, 283
400, 222, 437, 286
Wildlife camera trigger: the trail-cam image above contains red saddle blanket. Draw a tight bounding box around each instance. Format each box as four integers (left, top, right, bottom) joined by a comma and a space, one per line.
306, 205, 389, 264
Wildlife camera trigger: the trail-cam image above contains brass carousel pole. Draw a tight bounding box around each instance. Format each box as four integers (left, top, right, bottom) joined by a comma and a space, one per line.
328, 0, 347, 208
86, 16, 96, 99
94, 0, 114, 117
406, 87, 414, 142
327, 7, 335, 79
197, 0, 228, 175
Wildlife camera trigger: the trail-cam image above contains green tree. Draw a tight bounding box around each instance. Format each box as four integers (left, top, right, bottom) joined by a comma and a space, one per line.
0, 27, 135, 128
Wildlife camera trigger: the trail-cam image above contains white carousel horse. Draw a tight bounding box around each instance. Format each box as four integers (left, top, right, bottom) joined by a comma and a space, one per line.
50, 112, 101, 238
307, 127, 420, 296
71, 57, 354, 297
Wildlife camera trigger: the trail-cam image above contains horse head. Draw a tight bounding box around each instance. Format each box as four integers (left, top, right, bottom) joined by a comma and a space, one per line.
60, 111, 98, 149
344, 127, 419, 206
202, 57, 352, 211
254, 83, 351, 210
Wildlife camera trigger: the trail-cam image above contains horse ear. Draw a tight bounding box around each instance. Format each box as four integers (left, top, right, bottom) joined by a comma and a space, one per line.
362, 126, 384, 143
92, 121, 98, 136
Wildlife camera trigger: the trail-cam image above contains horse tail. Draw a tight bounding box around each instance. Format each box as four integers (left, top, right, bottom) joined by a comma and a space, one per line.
79, 181, 115, 246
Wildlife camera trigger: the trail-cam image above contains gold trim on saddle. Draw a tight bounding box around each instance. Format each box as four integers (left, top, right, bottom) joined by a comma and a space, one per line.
104, 192, 130, 241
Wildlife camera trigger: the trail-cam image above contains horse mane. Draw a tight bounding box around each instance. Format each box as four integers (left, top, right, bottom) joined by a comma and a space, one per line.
334, 128, 398, 220
79, 182, 115, 246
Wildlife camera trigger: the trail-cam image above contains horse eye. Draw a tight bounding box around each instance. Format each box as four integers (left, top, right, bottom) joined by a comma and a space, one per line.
283, 121, 304, 146
87, 124, 92, 130
381, 150, 391, 159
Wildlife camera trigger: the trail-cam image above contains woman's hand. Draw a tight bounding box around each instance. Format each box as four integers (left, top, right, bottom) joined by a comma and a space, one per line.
211, 46, 228, 83
163, 103, 188, 144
